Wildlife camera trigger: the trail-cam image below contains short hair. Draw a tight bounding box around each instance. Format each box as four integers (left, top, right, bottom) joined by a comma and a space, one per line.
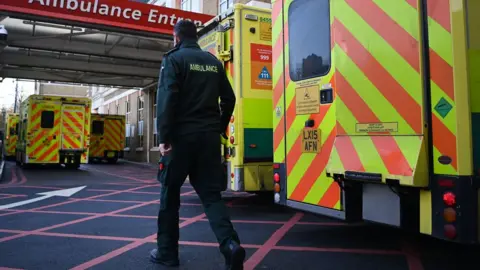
174, 20, 198, 41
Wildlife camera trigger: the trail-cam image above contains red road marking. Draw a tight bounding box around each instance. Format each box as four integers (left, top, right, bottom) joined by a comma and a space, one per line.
244, 212, 304, 270
273, 245, 404, 255
17, 169, 27, 185
10, 168, 18, 185
69, 196, 246, 269
0, 228, 411, 256
85, 167, 156, 183
402, 240, 425, 270
70, 211, 207, 270
0, 184, 158, 218
0, 167, 18, 186
0, 189, 196, 243
0, 194, 28, 198
86, 188, 159, 194
0, 185, 64, 190
70, 240, 148, 270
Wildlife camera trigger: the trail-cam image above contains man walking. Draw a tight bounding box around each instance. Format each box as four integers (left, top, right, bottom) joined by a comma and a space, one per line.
150, 20, 245, 270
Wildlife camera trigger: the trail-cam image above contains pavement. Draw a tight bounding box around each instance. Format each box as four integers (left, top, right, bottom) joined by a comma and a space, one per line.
0, 160, 479, 270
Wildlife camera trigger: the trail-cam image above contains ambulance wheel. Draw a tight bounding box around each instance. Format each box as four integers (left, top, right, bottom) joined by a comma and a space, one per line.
107, 158, 118, 164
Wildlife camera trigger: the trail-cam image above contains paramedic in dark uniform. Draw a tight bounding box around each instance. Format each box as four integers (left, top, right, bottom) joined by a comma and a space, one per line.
150, 20, 245, 270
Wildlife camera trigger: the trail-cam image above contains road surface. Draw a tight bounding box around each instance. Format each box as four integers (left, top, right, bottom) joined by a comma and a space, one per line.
0, 161, 478, 270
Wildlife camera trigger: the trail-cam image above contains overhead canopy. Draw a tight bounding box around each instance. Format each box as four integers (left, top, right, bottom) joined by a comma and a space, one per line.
0, 0, 214, 88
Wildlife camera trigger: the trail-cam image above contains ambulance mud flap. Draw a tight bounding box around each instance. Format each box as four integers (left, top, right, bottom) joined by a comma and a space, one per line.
326, 135, 429, 187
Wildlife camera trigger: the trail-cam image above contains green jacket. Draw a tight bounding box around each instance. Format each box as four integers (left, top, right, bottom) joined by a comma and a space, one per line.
156, 39, 236, 144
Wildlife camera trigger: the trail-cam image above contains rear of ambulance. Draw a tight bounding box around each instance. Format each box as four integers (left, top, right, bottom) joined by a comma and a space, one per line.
103, 115, 125, 163
274, 0, 480, 244
4, 113, 19, 159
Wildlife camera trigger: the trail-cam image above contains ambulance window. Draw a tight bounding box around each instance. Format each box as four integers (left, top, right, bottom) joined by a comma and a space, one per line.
92, 121, 104, 135
288, 0, 331, 81
40, 111, 55, 129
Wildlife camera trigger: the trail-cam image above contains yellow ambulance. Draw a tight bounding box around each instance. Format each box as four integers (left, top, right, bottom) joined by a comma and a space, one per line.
198, 2, 274, 194
272, 0, 480, 244
89, 114, 125, 164
3, 113, 19, 160
16, 95, 91, 169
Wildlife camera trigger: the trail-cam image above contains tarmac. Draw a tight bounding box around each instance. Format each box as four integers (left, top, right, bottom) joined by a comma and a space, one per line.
0, 160, 479, 270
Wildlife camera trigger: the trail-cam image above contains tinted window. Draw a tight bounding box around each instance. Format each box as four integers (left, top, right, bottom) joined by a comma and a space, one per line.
92, 121, 104, 135
288, 0, 331, 81
41, 111, 54, 129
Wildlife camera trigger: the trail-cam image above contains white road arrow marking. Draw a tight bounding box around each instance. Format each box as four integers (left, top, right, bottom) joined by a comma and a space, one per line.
0, 186, 87, 210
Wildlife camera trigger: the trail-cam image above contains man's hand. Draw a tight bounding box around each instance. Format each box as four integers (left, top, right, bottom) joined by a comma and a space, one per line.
159, 143, 172, 156
220, 133, 228, 146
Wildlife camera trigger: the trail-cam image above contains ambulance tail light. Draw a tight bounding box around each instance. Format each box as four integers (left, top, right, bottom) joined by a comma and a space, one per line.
274, 183, 280, 193
443, 208, 456, 223
438, 179, 455, 188
230, 136, 235, 144
273, 164, 283, 204
230, 116, 234, 123
443, 192, 456, 206
444, 224, 457, 239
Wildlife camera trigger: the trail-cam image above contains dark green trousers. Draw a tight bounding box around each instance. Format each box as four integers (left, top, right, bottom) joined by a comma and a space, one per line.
156, 131, 240, 260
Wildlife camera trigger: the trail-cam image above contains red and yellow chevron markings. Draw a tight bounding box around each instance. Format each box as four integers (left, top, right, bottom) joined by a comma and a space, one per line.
62, 110, 85, 150
82, 105, 91, 163
331, 0, 457, 182
404, 0, 457, 175
105, 119, 124, 151
273, 0, 340, 209
274, 0, 459, 209
6, 115, 19, 156
28, 107, 61, 163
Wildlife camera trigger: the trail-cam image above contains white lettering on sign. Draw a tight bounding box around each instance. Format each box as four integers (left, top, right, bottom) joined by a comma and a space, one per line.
27, 0, 203, 26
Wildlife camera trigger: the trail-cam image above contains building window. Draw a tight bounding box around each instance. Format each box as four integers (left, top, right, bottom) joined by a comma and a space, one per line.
152, 90, 159, 147
125, 98, 131, 147
219, 0, 234, 14
288, 0, 331, 81
181, 0, 200, 12
137, 94, 145, 148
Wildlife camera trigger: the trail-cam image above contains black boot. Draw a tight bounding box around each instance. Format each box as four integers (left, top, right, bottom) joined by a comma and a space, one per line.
149, 248, 180, 267
223, 241, 246, 270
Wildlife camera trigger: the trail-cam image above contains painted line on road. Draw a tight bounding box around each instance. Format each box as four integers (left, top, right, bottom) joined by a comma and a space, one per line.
244, 212, 304, 270
0, 189, 195, 243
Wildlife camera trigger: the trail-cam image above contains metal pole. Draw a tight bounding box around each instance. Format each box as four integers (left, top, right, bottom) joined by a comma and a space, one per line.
13, 79, 18, 113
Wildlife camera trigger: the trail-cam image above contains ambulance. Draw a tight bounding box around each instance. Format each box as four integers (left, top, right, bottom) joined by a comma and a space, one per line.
3, 113, 19, 160
272, 0, 480, 244
197, 2, 274, 194
89, 114, 125, 164
16, 95, 91, 169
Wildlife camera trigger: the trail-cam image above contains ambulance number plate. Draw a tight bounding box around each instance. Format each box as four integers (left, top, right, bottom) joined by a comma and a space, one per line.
301, 128, 321, 153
